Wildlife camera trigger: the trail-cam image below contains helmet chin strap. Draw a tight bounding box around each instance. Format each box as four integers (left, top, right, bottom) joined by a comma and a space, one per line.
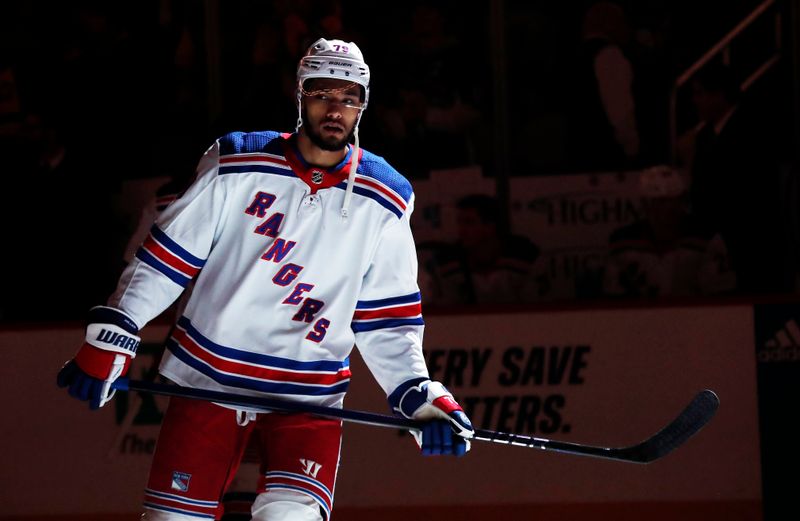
341, 123, 360, 220
295, 94, 303, 132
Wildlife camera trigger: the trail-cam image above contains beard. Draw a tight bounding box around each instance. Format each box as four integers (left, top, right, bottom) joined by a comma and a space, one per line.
301, 109, 355, 151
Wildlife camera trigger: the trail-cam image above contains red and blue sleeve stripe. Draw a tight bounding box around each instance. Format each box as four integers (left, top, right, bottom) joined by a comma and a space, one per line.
351, 292, 424, 333
134, 225, 206, 287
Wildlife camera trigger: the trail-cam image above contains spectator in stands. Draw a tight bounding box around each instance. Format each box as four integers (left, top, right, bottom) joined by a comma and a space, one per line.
603, 165, 736, 298
689, 61, 789, 294
371, 4, 483, 178
425, 194, 544, 306
565, 1, 640, 172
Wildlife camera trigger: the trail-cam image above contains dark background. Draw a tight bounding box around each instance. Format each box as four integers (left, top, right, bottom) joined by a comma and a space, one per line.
2, 2, 799, 520
1, 0, 797, 319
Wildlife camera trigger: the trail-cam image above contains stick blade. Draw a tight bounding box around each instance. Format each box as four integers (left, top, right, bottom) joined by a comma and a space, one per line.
619, 389, 720, 463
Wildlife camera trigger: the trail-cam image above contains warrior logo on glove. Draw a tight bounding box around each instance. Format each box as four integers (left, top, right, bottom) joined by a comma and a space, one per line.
57, 306, 140, 410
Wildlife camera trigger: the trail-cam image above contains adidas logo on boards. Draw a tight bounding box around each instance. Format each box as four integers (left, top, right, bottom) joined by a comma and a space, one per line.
759, 318, 800, 362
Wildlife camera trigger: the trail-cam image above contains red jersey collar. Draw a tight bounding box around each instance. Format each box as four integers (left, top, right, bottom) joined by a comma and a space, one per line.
280, 133, 362, 193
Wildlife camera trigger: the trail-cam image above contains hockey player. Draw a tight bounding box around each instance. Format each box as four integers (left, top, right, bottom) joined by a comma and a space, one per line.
57, 38, 474, 521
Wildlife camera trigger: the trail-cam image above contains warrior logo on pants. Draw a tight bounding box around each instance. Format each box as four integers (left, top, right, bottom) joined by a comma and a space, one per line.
300, 459, 322, 478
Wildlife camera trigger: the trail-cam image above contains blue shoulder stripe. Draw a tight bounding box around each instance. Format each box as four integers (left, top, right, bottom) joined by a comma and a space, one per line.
358, 150, 413, 203
218, 131, 282, 155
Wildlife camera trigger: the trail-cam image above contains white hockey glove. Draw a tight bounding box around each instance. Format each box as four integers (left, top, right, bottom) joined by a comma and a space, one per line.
57, 306, 140, 409
389, 378, 474, 456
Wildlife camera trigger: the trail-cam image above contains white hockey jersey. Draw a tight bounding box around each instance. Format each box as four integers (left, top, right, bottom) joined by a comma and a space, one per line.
109, 131, 429, 408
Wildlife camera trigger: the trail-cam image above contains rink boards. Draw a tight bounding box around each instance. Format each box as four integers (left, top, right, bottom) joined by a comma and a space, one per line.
0, 302, 762, 520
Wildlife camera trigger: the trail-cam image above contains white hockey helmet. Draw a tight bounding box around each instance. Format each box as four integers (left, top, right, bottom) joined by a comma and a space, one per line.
296, 38, 371, 108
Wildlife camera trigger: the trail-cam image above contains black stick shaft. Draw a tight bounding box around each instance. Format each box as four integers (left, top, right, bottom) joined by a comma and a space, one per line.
112, 379, 717, 464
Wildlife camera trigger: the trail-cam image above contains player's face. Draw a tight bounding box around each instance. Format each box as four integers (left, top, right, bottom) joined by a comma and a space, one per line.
301, 79, 363, 151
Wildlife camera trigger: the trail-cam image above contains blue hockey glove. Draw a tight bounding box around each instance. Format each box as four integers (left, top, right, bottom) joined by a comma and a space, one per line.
389, 378, 474, 456
57, 306, 140, 409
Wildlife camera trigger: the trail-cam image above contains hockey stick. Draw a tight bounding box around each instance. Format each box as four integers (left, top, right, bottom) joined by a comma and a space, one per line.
112, 379, 719, 464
